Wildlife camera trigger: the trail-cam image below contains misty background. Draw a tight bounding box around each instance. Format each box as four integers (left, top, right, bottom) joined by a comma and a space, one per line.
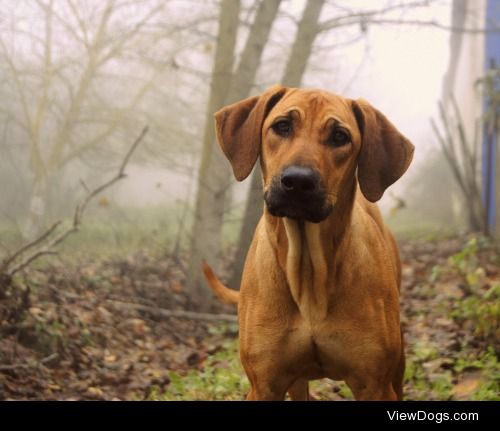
0, 0, 498, 303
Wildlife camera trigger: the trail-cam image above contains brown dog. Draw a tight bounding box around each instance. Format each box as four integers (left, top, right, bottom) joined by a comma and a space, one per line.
203, 86, 414, 400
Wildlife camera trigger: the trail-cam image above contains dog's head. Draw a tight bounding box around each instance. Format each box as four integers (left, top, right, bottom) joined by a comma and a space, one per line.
215, 86, 414, 223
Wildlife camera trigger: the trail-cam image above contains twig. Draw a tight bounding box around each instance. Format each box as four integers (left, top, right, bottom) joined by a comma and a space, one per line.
345, 19, 500, 34
0, 353, 58, 371
438, 101, 460, 167
7, 251, 59, 276
430, 118, 467, 197
75, 125, 149, 225
451, 95, 475, 183
431, 97, 487, 232
319, 0, 435, 31
107, 299, 238, 323
1, 221, 61, 272
79, 179, 90, 193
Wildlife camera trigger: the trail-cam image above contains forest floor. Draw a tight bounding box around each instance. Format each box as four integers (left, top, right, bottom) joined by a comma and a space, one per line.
0, 234, 499, 400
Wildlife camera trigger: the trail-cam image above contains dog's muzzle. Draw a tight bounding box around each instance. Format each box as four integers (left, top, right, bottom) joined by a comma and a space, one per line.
264, 165, 333, 223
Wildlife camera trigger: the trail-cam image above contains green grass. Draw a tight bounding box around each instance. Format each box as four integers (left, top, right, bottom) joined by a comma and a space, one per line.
430, 236, 500, 341
385, 212, 460, 241
405, 343, 499, 401
0, 199, 465, 264
149, 337, 355, 401
0, 201, 247, 264
2, 205, 498, 400
148, 334, 498, 401
149, 338, 249, 401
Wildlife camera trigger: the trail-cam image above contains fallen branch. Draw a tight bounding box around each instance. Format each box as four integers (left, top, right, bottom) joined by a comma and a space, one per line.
0, 353, 59, 371
107, 299, 238, 323
2, 126, 148, 277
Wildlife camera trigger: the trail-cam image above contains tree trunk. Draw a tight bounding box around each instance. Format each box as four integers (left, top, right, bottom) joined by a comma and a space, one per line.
229, 0, 326, 289
281, 0, 325, 88
185, 0, 241, 310
23, 175, 49, 239
186, 0, 282, 310
228, 165, 263, 288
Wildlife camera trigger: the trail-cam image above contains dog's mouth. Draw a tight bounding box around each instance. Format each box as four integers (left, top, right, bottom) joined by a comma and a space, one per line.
264, 172, 333, 223
265, 199, 332, 223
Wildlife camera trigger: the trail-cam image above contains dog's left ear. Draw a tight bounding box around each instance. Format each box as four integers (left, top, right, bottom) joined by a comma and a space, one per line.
352, 99, 415, 202
215, 85, 288, 181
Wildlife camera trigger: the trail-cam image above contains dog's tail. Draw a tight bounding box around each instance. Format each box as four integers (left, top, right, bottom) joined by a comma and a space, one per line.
202, 261, 239, 305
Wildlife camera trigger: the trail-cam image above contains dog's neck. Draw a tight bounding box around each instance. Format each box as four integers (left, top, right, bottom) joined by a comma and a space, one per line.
264, 178, 357, 322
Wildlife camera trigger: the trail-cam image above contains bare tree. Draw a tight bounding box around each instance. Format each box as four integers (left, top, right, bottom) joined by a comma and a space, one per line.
0, 127, 147, 325
183, 0, 241, 309
429, 0, 498, 235
431, 98, 485, 232
229, 0, 326, 288
186, 0, 282, 310
0, 0, 168, 236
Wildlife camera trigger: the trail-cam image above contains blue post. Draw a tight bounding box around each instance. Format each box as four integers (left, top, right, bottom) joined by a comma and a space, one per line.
482, 0, 500, 233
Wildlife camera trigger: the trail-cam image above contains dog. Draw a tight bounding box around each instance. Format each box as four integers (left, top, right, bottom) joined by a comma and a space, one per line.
202, 86, 414, 400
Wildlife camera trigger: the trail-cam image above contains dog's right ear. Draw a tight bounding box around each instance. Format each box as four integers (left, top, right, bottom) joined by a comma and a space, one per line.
215, 85, 288, 181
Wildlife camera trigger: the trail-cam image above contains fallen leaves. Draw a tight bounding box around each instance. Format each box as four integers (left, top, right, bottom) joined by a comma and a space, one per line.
399, 236, 500, 401
0, 251, 235, 400
0, 236, 498, 400
452, 372, 482, 399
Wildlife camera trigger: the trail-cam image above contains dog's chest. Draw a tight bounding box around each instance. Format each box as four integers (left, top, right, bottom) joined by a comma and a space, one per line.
280, 219, 360, 378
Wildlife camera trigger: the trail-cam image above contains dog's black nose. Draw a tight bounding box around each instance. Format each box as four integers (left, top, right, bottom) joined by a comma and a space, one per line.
281, 166, 319, 194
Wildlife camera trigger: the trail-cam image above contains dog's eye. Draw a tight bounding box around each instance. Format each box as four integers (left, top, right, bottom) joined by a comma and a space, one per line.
272, 119, 292, 137
331, 129, 350, 147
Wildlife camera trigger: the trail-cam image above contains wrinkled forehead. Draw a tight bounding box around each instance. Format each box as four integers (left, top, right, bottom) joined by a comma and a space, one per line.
267, 89, 356, 127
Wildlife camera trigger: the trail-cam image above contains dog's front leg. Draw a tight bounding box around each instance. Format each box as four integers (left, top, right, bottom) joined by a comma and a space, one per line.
346, 377, 399, 401
246, 380, 289, 401
287, 379, 311, 401
243, 361, 294, 401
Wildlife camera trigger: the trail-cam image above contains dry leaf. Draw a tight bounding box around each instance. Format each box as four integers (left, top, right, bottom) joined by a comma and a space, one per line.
452, 373, 481, 399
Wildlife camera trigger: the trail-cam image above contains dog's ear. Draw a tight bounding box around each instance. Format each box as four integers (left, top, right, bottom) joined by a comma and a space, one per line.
215, 85, 288, 181
352, 99, 415, 202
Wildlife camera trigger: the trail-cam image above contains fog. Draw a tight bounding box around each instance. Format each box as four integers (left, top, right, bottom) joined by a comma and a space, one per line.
0, 0, 494, 250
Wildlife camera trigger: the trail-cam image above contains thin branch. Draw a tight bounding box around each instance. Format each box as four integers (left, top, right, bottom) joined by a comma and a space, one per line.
318, 0, 499, 35
4, 127, 148, 277
107, 299, 238, 322
438, 101, 460, 167
7, 251, 59, 277
430, 118, 467, 197
472, 117, 480, 174
1, 221, 61, 271
319, 0, 435, 32
431, 98, 488, 232
58, 72, 158, 167
355, 19, 500, 34
79, 179, 90, 194
75, 125, 148, 224
97, 4, 164, 67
